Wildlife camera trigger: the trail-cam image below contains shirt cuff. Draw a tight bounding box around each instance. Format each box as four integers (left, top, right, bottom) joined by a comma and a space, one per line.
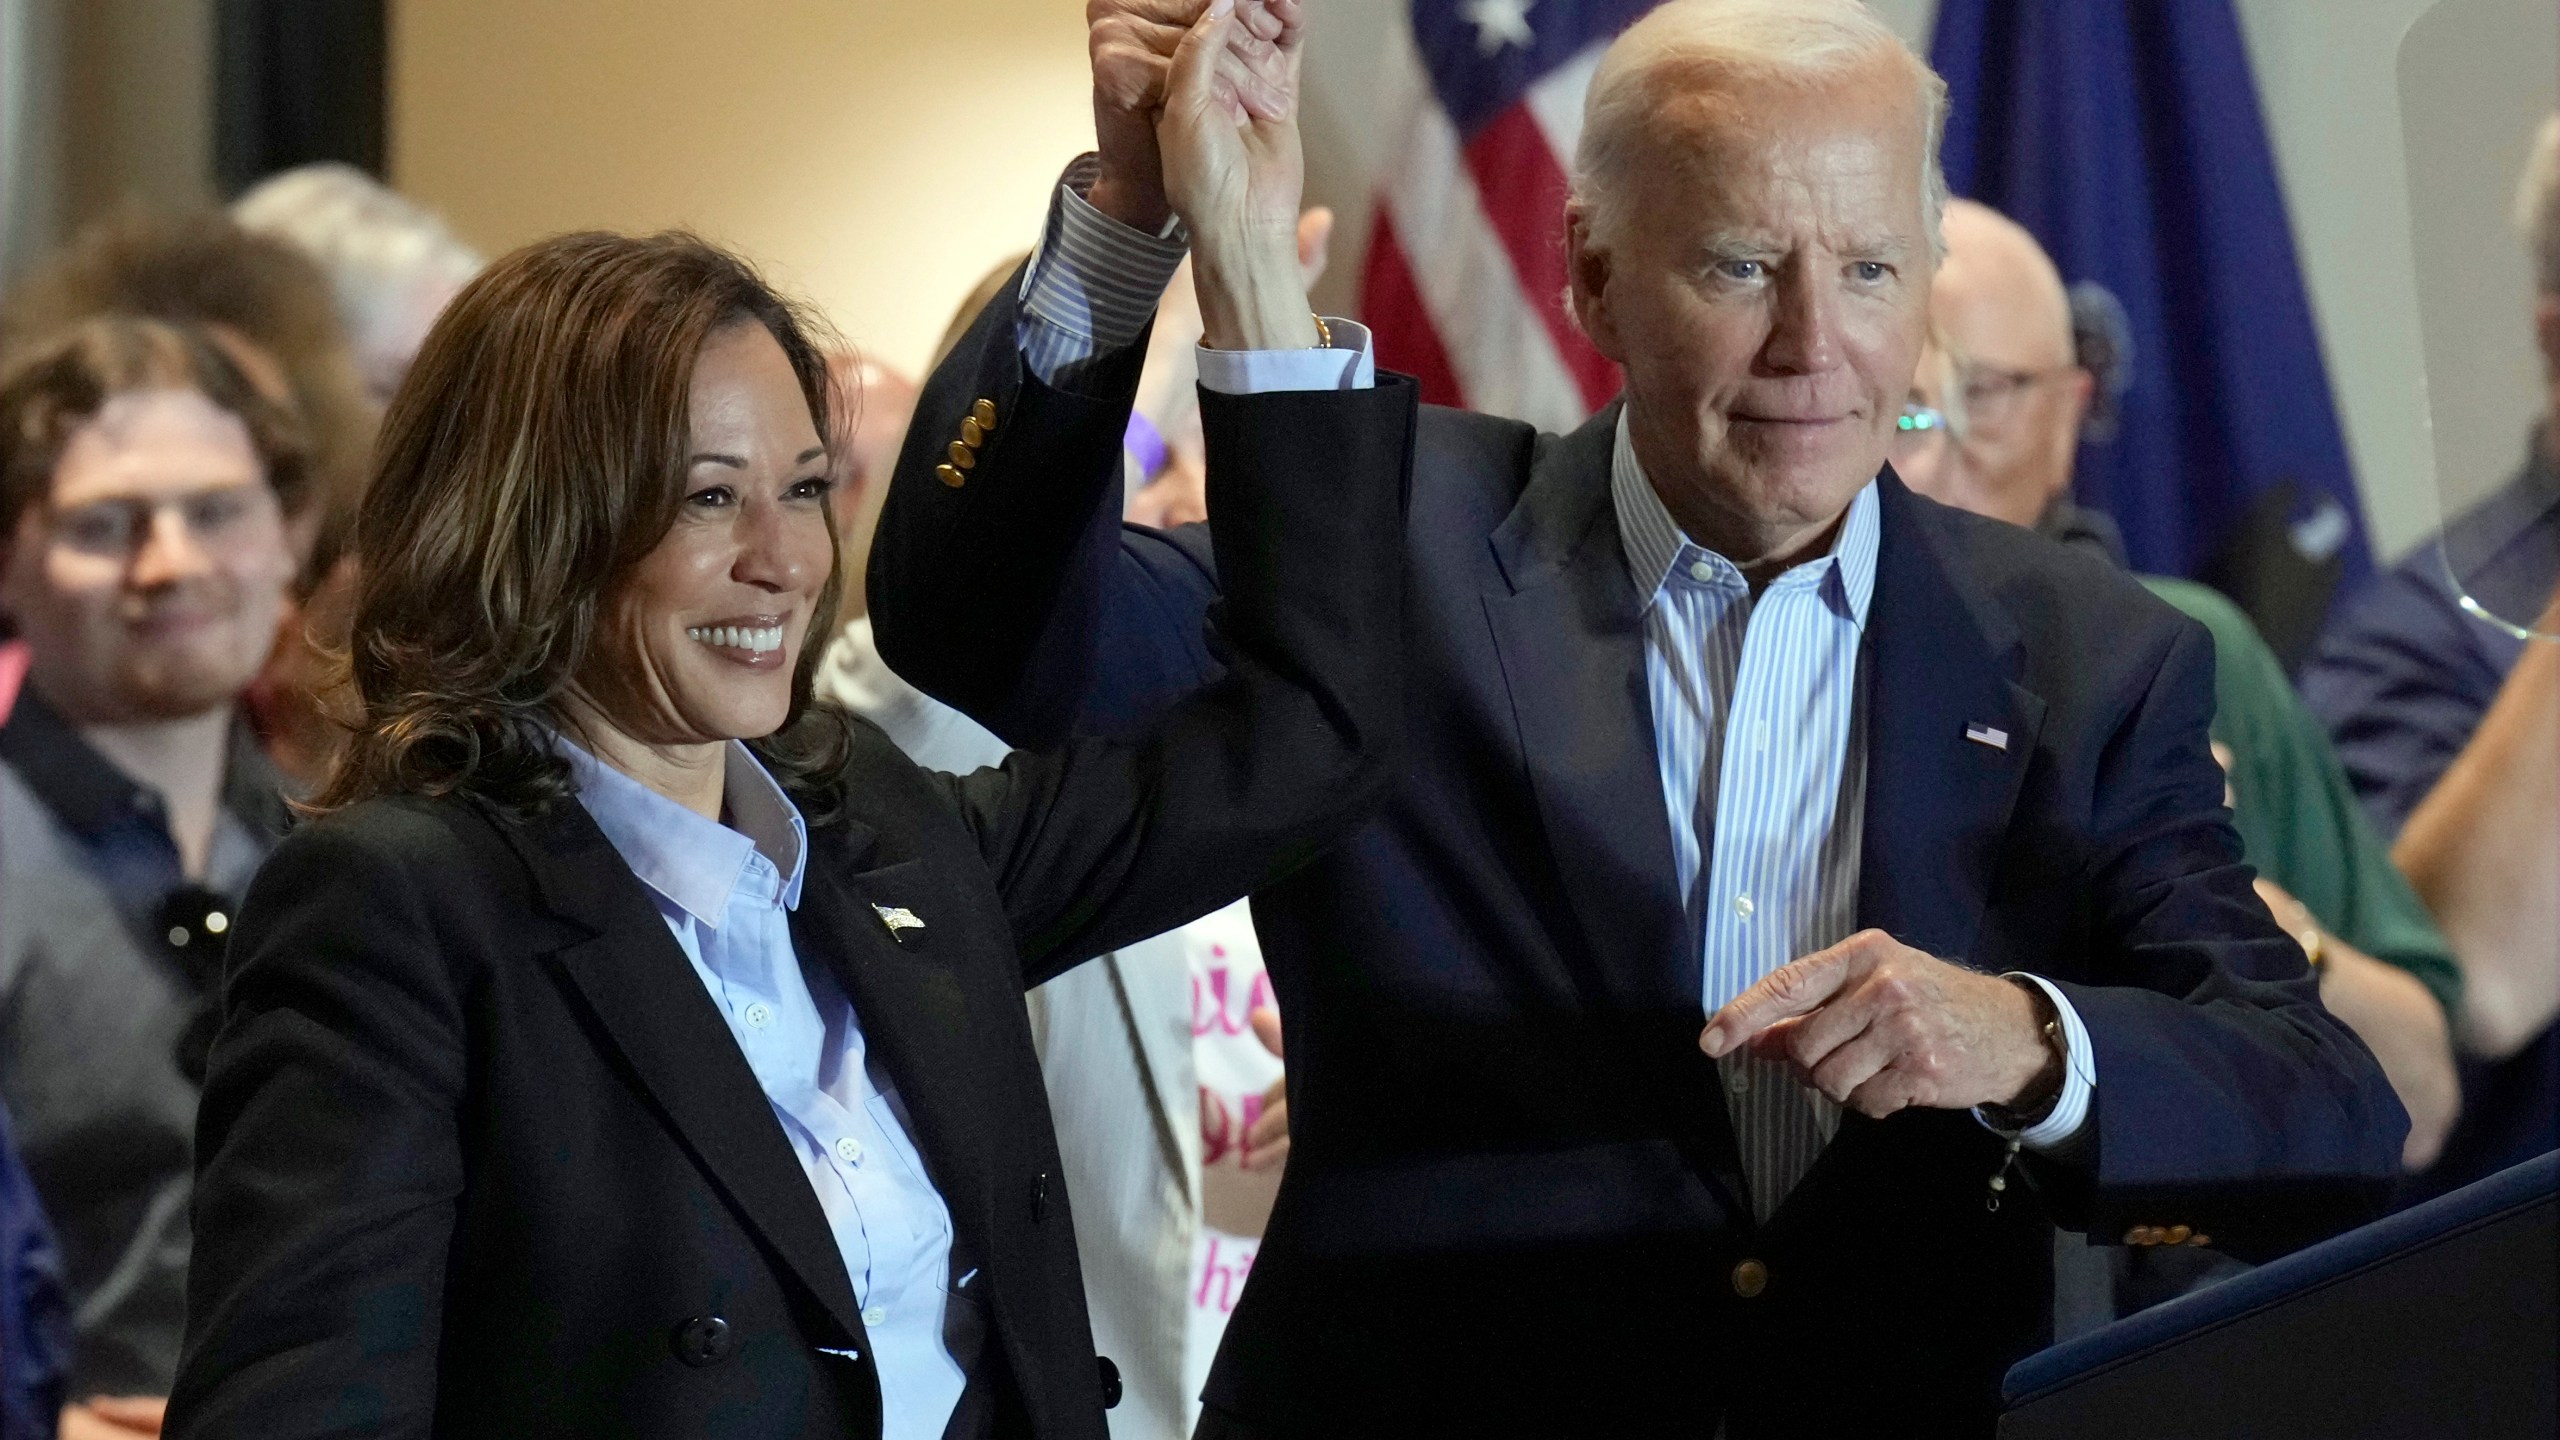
1195, 319, 1377, 394
1018, 154, 1190, 385
1975, 973, 2097, 1152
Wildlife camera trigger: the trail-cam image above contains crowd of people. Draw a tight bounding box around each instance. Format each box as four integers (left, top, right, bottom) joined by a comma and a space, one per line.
0, 0, 2550, 1436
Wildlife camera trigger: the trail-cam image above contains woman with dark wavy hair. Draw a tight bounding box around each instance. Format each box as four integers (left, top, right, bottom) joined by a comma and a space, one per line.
165, 9, 1412, 1437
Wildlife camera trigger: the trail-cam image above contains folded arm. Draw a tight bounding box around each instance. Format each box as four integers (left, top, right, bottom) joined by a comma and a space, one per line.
2058, 621, 2407, 1259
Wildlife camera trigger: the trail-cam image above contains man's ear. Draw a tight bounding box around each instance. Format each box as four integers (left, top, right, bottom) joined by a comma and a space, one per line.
2057, 366, 2097, 440
1565, 208, 1622, 361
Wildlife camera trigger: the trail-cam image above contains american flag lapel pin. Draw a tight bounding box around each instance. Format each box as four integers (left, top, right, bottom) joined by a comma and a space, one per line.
1964, 722, 2011, 752
871, 903, 926, 940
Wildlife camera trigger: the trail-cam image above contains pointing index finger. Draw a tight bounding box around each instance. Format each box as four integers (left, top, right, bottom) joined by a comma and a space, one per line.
1700, 942, 1861, 1057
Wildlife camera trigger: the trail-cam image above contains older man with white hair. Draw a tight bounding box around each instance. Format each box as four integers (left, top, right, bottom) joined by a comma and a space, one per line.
871, 1, 2406, 1433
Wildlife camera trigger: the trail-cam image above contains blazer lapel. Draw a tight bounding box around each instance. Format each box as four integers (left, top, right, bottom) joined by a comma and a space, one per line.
1856, 474, 2047, 962
1480, 405, 1749, 1217
507, 803, 866, 1344
792, 840, 1001, 1262
1106, 942, 1204, 1200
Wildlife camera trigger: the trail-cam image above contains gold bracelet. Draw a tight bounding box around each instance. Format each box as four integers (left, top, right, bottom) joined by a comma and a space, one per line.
1311, 312, 1333, 349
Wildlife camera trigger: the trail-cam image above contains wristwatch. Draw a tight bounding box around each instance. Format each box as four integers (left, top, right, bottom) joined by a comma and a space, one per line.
1978, 975, 2066, 1132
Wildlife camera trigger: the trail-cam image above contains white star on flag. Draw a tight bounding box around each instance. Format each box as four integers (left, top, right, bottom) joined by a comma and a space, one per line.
1462, 0, 1536, 56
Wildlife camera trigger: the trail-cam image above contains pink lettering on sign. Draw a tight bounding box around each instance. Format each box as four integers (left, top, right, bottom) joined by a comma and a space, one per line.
1200, 1086, 1233, 1166
1193, 1233, 1259, 1314
1190, 960, 1277, 1039
1199, 1085, 1279, 1168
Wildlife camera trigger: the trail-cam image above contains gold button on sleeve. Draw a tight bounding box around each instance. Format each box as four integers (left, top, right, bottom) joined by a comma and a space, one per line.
960, 416, 985, 448
1730, 1259, 1768, 1298
935, 463, 965, 489
971, 398, 998, 430
2164, 1225, 2191, 1245
947, 441, 975, 470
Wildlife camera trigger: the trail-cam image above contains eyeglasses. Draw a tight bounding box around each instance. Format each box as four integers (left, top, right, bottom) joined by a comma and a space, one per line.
1892, 403, 1954, 461
44, 485, 280, 560
1951, 363, 2080, 434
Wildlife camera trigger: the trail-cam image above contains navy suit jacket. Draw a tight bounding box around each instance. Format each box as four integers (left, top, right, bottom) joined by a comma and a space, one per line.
870, 289, 2406, 1438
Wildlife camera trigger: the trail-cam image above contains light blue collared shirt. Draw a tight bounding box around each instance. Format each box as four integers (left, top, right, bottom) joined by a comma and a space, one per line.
1610, 415, 2094, 1221
563, 741, 971, 1440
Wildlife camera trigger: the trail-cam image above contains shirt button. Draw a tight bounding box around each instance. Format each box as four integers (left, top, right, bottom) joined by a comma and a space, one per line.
1734, 895, 1755, 919
1688, 559, 1714, 582
862, 1305, 888, 1328
836, 1137, 864, 1166
1728, 1067, 1751, 1096
742, 1002, 773, 1030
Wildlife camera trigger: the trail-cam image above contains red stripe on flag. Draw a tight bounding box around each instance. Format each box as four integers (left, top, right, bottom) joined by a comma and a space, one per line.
1357, 212, 1465, 410
1460, 103, 1621, 414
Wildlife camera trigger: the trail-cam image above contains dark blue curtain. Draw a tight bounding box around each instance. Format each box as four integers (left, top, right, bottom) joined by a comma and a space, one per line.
1930, 0, 2371, 649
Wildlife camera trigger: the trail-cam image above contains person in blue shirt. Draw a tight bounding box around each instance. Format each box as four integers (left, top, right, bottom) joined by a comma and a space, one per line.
2300, 114, 2560, 1204
1, 1099, 72, 1440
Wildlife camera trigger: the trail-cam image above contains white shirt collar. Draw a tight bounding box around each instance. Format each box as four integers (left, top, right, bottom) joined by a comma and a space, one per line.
1608, 407, 1882, 630
560, 737, 808, 928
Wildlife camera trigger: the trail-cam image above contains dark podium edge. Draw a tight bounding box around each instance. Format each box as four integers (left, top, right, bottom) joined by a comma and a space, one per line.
2001, 1150, 2559, 1413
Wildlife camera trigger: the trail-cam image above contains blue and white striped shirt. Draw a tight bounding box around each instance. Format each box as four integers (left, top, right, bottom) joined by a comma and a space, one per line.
1612, 414, 2092, 1220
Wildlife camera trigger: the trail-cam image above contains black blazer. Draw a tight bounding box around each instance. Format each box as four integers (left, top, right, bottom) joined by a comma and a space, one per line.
165, 376, 1416, 1440
869, 289, 2408, 1438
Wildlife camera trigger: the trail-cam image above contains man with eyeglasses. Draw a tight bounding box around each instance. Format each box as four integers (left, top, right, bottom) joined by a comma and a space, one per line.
1887, 200, 2121, 561
0, 317, 307, 1437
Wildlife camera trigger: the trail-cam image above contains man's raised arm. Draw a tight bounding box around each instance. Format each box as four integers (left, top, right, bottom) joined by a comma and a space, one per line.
868, 0, 1377, 748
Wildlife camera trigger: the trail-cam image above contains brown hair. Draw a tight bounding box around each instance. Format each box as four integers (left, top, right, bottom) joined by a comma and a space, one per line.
315, 231, 850, 820
0, 209, 375, 582
0, 315, 314, 548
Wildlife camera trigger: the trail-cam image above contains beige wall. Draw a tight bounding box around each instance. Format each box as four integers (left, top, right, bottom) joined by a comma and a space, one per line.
392, 0, 1097, 378
0, 0, 216, 283
60, 0, 216, 226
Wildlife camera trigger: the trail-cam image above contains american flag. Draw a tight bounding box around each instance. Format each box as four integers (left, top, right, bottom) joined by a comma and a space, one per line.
1357, 0, 1656, 430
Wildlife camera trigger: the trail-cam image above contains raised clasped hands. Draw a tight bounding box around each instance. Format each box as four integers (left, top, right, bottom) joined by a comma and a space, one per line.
1089, 0, 1298, 233
1699, 930, 2060, 1121
1089, 0, 1316, 351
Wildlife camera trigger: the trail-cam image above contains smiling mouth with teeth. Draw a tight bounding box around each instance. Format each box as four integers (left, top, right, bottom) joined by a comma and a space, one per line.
686, 623, 786, 655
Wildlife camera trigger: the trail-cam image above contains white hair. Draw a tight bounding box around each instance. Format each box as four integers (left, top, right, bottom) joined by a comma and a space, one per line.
2516, 114, 2560, 298
231, 164, 483, 372
1570, 0, 1950, 256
